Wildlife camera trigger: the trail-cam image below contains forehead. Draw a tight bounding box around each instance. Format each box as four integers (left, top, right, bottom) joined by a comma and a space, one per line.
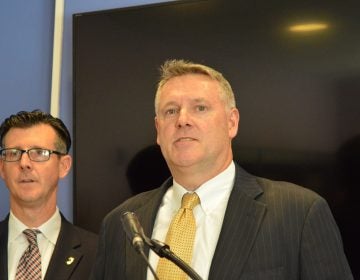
3, 124, 57, 148
159, 74, 222, 102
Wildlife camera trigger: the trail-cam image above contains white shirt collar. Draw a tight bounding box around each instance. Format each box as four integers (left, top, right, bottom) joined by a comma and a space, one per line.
8, 207, 61, 246
172, 161, 236, 214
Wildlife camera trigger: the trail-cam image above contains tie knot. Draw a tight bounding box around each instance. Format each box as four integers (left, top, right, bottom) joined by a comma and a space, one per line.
181, 192, 200, 210
23, 229, 40, 246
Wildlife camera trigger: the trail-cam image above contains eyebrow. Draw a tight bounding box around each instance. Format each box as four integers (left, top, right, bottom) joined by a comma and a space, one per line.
162, 97, 208, 107
192, 97, 207, 103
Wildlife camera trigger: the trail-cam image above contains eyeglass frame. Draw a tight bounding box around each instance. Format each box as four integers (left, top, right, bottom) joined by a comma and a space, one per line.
0, 148, 66, 162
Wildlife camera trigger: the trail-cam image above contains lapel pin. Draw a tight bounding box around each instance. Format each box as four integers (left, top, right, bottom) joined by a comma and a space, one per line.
66, 256, 75, 265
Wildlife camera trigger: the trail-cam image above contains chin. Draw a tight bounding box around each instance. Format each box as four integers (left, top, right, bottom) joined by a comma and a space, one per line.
173, 158, 200, 168
18, 191, 42, 203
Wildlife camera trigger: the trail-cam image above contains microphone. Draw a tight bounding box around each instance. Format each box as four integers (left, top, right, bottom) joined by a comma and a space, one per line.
121, 211, 145, 254
121, 212, 159, 280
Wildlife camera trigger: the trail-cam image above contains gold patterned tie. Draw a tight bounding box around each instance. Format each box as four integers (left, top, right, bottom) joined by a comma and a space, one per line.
157, 192, 200, 280
15, 229, 42, 280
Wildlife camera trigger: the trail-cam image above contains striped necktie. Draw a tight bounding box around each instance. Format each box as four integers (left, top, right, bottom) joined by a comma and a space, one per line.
156, 192, 200, 280
15, 229, 42, 280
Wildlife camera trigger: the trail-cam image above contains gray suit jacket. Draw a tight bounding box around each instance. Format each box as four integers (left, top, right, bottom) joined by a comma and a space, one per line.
0, 214, 98, 280
91, 164, 353, 279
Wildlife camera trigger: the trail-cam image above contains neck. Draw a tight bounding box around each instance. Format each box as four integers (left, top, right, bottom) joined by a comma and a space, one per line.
171, 159, 233, 191
11, 202, 57, 228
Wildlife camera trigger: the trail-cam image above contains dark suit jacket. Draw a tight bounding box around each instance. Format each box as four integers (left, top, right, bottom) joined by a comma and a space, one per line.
91, 164, 353, 279
0, 213, 98, 280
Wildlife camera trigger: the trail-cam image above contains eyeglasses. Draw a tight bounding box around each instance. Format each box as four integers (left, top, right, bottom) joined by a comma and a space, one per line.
0, 148, 66, 162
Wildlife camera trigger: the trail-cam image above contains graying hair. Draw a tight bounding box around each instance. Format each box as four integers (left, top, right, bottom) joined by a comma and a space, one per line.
155, 59, 236, 114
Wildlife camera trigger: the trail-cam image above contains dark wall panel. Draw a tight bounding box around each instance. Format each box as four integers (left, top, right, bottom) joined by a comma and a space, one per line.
73, 0, 360, 275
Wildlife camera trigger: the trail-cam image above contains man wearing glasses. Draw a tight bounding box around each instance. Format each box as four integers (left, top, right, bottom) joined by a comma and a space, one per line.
0, 110, 98, 280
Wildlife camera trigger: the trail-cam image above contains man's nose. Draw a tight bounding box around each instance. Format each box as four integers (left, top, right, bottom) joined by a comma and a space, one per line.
176, 109, 192, 128
19, 152, 32, 169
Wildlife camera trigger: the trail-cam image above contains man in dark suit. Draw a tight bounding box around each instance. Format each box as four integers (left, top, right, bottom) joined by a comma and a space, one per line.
91, 59, 353, 279
0, 110, 98, 280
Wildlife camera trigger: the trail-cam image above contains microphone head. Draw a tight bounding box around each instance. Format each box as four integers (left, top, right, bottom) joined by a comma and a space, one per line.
121, 211, 145, 253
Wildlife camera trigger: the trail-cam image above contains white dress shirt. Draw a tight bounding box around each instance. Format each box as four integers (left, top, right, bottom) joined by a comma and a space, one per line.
147, 161, 235, 280
8, 208, 61, 280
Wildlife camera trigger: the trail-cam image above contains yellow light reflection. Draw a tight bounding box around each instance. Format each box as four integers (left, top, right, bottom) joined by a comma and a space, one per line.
288, 23, 328, 33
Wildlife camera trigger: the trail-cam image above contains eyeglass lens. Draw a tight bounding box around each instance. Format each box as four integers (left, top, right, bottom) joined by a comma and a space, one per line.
1, 149, 51, 162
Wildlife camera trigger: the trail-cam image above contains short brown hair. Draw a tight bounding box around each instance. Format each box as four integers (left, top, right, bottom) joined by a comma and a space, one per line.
0, 110, 71, 153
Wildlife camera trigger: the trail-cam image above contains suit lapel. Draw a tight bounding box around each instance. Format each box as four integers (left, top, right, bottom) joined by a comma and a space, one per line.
136, 183, 170, 239
0, 218, 9, 280
44, 215, 83, 280
209, 165, 266, 279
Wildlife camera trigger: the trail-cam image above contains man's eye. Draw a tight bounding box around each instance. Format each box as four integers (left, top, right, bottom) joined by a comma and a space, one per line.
37, 150, 46, 156
165, 108, 178, 115
9, 150, 19, 156
196, 105, 207, 112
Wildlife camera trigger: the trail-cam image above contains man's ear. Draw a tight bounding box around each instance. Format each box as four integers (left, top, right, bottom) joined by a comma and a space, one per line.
228, 108, 240, 139
0, 160, 4, 180
59, 154, 72, 179
155, 116, 160, 145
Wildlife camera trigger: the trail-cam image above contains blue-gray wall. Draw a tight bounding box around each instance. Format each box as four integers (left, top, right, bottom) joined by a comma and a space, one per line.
0, 1, 54, 219
0, 0, 170, 221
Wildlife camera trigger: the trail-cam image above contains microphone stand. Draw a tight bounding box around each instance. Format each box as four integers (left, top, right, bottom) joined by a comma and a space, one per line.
144, 237, 203, 280
138, 248, 160, 280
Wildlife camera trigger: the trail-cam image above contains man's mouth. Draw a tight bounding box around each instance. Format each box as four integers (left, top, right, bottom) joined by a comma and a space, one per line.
176, 137, 195, 142
20, 179, 35, 183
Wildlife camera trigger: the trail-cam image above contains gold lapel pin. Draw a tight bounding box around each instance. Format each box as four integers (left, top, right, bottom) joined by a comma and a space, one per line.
66, 256, 75, 265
